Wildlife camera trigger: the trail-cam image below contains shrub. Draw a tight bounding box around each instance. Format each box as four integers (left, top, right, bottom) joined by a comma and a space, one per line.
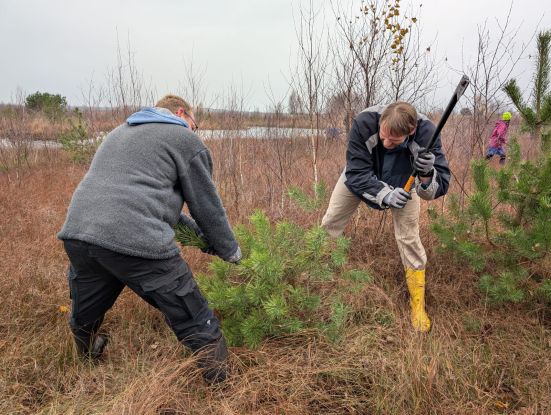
25, 91, 67, 121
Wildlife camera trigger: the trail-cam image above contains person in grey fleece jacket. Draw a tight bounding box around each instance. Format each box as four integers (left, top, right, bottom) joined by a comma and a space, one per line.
58, 94, 240, 384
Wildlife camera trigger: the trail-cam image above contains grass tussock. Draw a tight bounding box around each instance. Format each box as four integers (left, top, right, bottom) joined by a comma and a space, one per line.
0, 132, 550, 414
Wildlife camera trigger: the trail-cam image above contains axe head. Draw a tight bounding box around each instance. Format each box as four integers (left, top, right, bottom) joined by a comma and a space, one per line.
455, 75, 470, 100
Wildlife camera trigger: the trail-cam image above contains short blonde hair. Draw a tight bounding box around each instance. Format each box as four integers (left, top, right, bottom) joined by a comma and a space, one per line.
155, 94, 192, 114
380, 101, 417, 136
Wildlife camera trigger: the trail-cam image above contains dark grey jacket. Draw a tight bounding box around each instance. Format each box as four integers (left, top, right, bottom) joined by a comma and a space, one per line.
58, 121, 239, 260
345, 105, 451, 210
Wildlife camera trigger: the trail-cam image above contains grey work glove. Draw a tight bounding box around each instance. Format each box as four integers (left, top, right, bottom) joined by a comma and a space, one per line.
383, 187, 412, 209
414, 148, 436, 176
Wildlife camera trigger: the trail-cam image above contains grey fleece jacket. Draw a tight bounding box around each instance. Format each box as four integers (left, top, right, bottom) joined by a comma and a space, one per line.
58, 119, 240, 261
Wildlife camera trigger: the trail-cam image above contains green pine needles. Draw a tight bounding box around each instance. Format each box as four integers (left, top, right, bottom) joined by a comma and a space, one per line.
287, 182, 327, 211
174, 222, 209, 250
503, 30, 551, 142
430, 136, 551, 306
194, 210, 363, 348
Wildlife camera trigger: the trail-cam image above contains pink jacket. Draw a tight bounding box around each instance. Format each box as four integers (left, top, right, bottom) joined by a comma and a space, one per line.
488, 120, 509, 149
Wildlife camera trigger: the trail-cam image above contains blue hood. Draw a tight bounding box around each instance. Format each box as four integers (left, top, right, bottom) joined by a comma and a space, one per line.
126, 107, 189, 128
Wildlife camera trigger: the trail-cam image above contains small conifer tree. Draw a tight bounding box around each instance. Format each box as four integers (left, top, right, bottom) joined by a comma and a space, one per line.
59, 109, 101, 164
186, 210, 358, 347
430, 136, 551, 306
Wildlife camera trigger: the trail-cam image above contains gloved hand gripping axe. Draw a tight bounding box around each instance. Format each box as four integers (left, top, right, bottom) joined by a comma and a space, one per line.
403, 75, 470, 192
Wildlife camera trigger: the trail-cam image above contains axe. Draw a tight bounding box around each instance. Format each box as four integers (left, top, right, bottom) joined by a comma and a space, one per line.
404, 75, 470, 192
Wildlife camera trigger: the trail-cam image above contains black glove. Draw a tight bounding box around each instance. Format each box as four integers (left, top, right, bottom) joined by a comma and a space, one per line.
383, 187, 412, 209
414, 148, 435, 176
201, 245, 217, 255
178, 213, 215, 255
195, 231, 217, 256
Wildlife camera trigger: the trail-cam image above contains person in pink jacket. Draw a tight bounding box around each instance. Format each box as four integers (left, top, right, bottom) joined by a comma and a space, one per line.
485, 111, 511, 164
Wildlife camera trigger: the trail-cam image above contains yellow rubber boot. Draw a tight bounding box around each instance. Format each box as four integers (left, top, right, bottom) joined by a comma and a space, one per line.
405, 269, 431, 332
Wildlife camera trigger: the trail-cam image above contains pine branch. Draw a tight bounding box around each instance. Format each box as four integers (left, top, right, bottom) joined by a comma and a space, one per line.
174, 222, 208, 250
503, 79, 536, 128
262, 294, 289, 320
534, 31, 551, 115
287, 181, 326, 212
503, 79, 525, 112
479, 270, 526, 304
472, 160, 490, 193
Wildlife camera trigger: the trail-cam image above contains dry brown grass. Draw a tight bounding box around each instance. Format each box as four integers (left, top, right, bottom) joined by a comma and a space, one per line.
1, 128, 550, 414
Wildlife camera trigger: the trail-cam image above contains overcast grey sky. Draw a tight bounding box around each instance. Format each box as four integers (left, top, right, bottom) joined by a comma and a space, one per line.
0, 0, 549, 110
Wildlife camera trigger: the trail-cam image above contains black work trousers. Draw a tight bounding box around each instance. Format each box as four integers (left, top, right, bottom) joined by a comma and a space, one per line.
63, 239, 222, 353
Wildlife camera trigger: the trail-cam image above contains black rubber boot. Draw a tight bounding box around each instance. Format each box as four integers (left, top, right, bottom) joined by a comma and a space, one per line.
72, 318, 109, 360
89, 334, 109, 360
196, 336, 229, 385
74, 331, 110, 360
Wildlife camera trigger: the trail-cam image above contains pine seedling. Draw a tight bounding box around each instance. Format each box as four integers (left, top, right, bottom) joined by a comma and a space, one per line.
59, 108, 100, 164
220, 316, 244, 346
343, 269, 374, 283
249, 209, 272, 246
324, 300, 350, 343
208, 258, 234, 280
304, 226, 328, 260
195, 210, 361, 348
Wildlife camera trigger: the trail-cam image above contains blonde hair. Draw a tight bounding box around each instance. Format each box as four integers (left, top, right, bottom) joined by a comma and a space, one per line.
380, 101, 417, 136
155, 94, 192, 114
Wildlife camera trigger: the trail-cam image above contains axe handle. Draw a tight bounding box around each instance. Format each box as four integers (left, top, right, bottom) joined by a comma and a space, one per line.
404, 175, 417, 192
404, 75, 470, 193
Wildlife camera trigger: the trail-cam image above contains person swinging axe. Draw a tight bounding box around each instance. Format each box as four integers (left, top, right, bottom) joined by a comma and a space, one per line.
321, 76, 468, 332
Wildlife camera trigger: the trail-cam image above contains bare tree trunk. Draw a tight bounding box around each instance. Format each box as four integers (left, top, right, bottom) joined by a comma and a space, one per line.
292, 0, 329, 188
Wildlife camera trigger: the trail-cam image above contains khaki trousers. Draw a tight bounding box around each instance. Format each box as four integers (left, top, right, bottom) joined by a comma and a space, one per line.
321, 173, 427, 270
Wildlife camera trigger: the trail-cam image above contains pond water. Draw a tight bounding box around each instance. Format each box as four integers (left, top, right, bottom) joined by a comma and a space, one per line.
0, 126, 342, 149
198, 126, 326, 139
